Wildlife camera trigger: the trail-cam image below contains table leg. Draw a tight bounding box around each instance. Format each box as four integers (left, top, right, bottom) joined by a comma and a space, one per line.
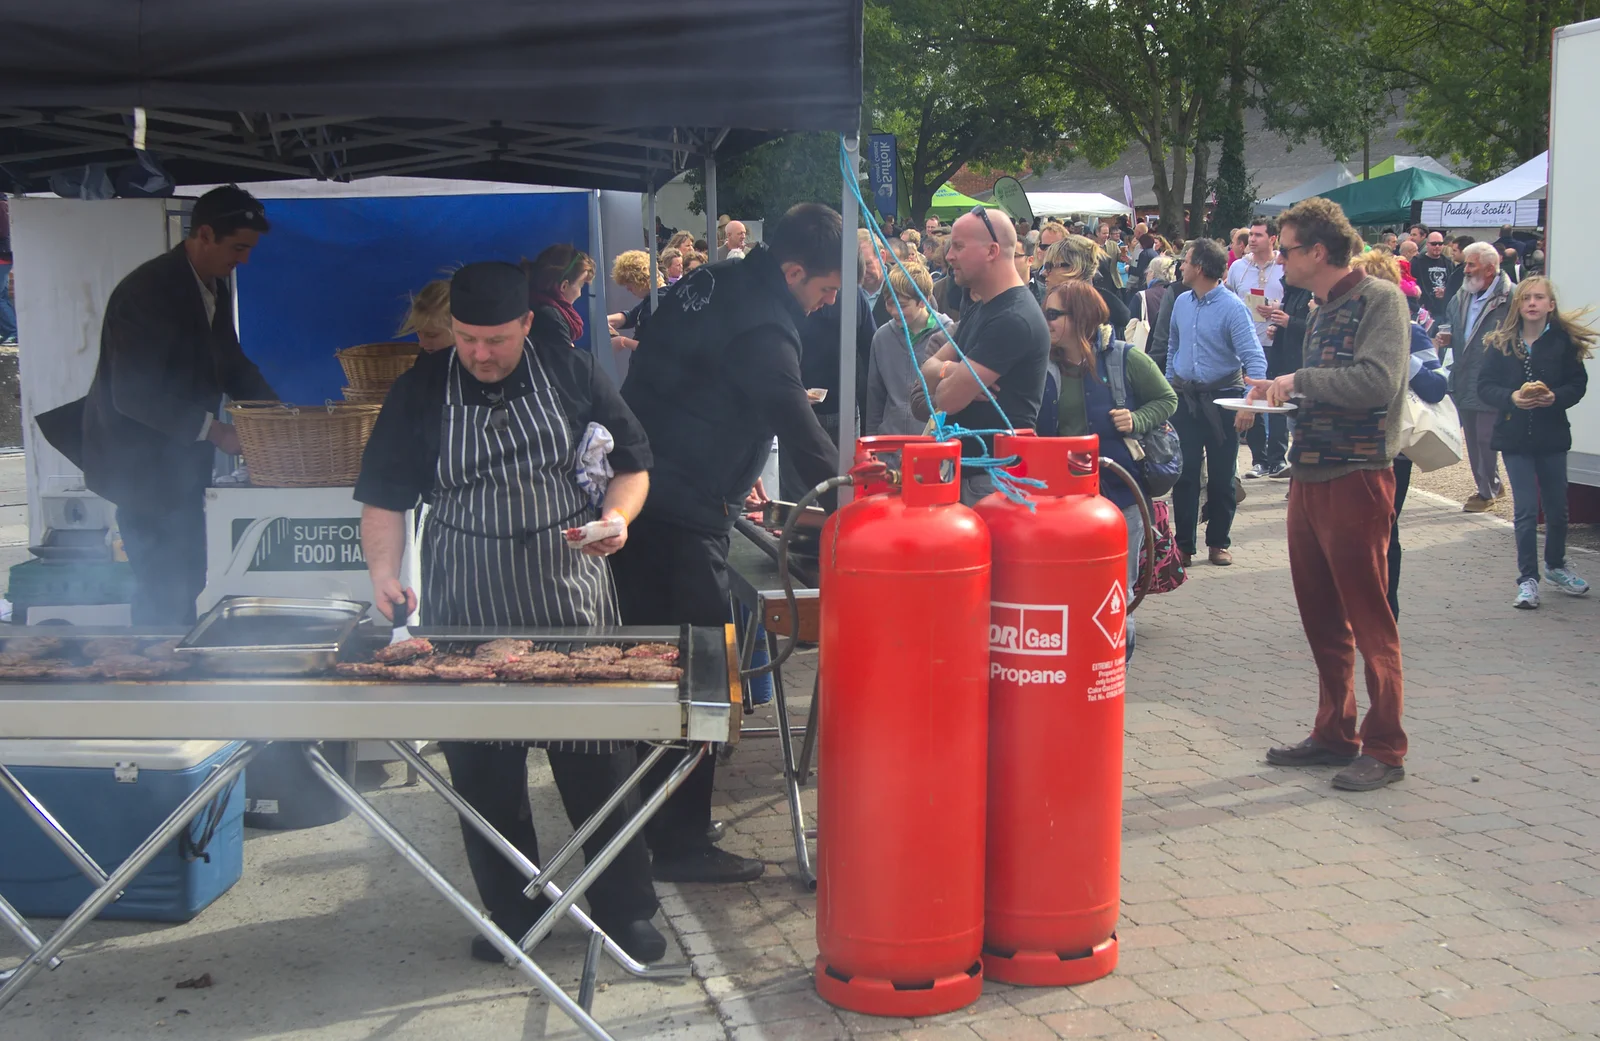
302, 745, 614, 1041
519, 743, 707, 954
383, 741, 687, 981
0, 764, 110, 885
797, 672, 820, 785
0, 741, 260, 1012
578, 928, 605, 1013
0, 891, 61, 978
520, 744, 671, 900
767, 630, 815, 891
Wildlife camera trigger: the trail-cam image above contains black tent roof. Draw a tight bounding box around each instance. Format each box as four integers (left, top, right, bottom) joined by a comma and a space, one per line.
0, 0, 863, 193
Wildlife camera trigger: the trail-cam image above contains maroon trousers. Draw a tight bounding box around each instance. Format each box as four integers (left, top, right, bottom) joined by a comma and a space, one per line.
1287, 468, 1407, 766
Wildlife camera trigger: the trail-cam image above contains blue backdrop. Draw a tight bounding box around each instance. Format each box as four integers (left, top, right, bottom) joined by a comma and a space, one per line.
236, 192, 591, 405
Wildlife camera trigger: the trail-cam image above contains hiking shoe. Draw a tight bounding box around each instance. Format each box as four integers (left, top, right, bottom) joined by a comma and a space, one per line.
1267, 461, 1292, 478
1244, 463, 1268, 479
1331, 755, 1405, 791
1266, 737, 1359, 768
1514, 578, 1540, 610
1546, 567, 1591, 597
1462, 494, 1492, 513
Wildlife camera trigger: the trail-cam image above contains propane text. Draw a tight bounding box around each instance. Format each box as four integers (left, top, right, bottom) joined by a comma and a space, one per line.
991, 662, 1068, 686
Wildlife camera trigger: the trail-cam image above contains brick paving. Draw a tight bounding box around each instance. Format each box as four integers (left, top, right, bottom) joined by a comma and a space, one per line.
673, 480, 1600, 1040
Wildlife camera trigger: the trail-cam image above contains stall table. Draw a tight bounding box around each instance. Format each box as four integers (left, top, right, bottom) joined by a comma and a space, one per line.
0, 624, 737, 1041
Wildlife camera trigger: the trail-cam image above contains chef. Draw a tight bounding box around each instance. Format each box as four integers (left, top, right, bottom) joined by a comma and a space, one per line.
354, 261, 663, 964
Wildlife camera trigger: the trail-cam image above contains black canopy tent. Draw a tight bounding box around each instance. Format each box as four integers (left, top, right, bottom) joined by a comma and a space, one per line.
0, 0, 867, 477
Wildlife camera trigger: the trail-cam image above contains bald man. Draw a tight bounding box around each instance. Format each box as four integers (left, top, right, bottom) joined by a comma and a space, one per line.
916, 208, 1050, 504
718, 221, 749, 260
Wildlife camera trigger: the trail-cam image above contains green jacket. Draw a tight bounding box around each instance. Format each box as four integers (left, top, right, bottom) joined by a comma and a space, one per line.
1056, 334, 1178, 437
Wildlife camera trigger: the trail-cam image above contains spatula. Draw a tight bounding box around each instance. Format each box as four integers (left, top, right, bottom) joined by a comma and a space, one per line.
389, 595, 411, 645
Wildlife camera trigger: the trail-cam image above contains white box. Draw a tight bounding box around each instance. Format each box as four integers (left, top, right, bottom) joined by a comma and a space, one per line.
201, 486, 416, 623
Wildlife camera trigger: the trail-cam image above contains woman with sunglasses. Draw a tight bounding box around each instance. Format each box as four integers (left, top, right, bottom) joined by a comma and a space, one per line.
1039, 234, 1131, 334
1040, 280, 1176, 651
354, 261, 666, 966
523, 243, 595, 350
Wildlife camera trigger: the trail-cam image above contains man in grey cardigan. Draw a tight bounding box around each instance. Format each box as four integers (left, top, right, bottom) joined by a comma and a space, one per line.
1438, 241, 1513, 511
1249, 198, 1410, 793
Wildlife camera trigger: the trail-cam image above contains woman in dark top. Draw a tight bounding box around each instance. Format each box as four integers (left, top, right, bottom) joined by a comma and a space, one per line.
522, 243, 595, 349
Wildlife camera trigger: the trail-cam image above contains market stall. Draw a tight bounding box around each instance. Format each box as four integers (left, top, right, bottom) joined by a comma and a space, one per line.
1317, 166, 1475, 228
1417, 151, 1546, 231
1024, 191, 1133, 219
0, 3, 864, 1038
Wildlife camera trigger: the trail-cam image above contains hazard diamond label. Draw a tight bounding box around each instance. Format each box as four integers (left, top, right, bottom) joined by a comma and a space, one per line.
1092, 581, 1126, 650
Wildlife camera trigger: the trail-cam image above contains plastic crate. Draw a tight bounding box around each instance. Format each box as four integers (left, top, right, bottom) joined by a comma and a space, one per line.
0, 740, 245, 921
6, 558, 135, 611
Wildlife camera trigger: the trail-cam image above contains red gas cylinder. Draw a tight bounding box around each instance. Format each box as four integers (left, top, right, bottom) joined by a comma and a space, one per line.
974, 433, 1127, 986
815, 436, 991, 1017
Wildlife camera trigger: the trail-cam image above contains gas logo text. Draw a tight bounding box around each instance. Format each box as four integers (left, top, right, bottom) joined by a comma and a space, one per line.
989, 602, 1069, 656
991, 662, 1068, 685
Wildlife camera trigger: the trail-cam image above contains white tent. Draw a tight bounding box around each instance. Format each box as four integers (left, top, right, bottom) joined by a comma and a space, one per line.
1026, 191, 1133, 218
1256, 163, 1356, 214
1449, 152, 1548, 202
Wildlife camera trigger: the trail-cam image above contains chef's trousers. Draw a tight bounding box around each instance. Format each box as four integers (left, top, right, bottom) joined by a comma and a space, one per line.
439, 742, 658, 933
608, 516, 727, 855
117, 499, 207, 626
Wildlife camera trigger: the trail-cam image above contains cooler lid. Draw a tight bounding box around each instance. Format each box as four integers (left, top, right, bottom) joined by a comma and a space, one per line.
0, 740, 235, 770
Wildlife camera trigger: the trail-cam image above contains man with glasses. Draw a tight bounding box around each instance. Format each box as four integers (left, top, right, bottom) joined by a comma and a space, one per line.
354, 261, 666, 965
74, 185, 277, 625
1412, 232, 1452, 308
916, 205, 1050, 504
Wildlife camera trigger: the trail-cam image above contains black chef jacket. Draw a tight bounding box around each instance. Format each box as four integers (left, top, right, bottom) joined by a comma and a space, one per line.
354, 339, 651, 512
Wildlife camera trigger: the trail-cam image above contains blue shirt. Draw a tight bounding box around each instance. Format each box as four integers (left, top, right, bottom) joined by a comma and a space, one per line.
1166, 284, 1267, 383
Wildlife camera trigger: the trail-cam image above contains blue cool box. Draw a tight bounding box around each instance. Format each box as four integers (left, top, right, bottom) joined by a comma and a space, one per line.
0, 740, 245, 921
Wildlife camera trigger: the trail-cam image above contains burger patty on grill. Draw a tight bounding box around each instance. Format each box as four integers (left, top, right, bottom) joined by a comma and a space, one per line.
374, 638, 434, 663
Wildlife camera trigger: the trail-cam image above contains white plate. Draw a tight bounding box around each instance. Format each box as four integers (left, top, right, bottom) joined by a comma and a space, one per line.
1213, 397, 1298, 413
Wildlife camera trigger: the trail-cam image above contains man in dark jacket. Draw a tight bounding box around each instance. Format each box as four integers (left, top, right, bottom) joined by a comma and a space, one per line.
779, 285, 875, 500
611, 203, 842, 884
81, 185, 276, 624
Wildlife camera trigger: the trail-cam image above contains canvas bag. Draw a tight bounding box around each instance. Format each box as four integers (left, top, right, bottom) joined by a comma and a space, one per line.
1123, 290, 1152, 351
1105, 341, 1183, 497
1396, 389, 1464, 472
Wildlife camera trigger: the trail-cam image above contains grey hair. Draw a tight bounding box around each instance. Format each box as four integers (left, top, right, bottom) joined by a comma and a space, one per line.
1186, 238, 1228, 281
1463, 241, 1501, 267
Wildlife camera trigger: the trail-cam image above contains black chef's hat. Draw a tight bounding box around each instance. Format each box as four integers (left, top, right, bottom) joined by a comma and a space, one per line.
450, 262, 529, 326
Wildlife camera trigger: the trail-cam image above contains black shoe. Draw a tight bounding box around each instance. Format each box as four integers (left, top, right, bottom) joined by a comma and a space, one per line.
471, 932, 512, 964
652, 846, 764, 884
1267, 461, 1292, 478
1244, 463, 1268, 479
1265, 737, 1359, 767
1331, 755, 1406, 791
595, 918, 669, 963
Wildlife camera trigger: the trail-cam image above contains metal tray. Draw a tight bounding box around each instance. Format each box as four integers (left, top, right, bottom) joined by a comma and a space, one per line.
176, 596, 370, 675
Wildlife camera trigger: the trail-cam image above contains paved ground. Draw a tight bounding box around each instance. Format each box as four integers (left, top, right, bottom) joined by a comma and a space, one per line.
3, 466, 1598, 1040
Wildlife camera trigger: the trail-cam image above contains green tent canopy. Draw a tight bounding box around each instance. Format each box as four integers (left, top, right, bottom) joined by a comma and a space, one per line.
1317, 167, 1475, 227
926, 183, 1001, 221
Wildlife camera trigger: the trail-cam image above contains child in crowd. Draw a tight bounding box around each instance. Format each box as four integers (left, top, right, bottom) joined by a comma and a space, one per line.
1477, 276, 1594, 609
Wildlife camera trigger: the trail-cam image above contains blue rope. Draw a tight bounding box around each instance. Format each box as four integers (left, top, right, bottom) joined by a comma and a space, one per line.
839, 137, 1039, 507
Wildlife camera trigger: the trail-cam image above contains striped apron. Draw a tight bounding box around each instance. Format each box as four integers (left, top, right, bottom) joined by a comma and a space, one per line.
424, 343, 619, 754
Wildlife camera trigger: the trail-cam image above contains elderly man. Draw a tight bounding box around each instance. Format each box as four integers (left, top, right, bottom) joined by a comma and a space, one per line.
916, 206, 1050, 504
1251, 197, 1410, 792
719, 220, 749, 260
1439, 240, 1514, 510
1166, 237, 1266, 566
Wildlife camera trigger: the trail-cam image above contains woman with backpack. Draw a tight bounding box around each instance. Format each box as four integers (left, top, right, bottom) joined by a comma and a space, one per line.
1476, 276, 1594, 609
1039, 280, 1178, 648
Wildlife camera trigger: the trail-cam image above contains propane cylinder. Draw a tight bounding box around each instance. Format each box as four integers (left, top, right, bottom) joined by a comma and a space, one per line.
814, 436, 991, 1017
974, 433, 1127, 986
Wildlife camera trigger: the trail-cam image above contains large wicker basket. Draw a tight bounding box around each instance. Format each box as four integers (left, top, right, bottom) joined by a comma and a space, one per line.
226, 401, 382, 488
337, 342, 420, 388
340, 385, 389, 405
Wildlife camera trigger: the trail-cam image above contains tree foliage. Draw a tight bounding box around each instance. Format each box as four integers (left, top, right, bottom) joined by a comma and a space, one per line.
684, 133, 842, 222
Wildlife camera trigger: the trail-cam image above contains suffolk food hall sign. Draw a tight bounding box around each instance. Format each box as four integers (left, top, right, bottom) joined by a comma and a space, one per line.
231, 518, 366, 571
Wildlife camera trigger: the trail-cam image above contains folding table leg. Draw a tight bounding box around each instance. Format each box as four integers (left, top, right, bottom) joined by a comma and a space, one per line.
0, 741, 260, 1012
0, 764, 111, 885
767, 631, 815, 891
302, 746, 614, 1041
383, 741, 687, 981
796, 673, 820, 785
0, 891, 60, 979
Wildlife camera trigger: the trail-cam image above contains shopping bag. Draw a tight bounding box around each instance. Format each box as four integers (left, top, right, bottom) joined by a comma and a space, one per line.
1397, 389, 1464, 472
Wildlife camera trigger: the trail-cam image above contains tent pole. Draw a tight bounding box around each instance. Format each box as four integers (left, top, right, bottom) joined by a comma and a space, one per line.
645, 187, 658, 315
704, 154, 718, 260
839, 134, 861, 499
587, 189, 618, 383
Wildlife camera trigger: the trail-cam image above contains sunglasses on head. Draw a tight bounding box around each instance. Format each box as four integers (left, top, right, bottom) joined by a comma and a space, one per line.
970, 205, 999, 243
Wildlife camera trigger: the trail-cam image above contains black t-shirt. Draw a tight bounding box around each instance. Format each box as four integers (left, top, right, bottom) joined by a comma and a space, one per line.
948, 285, 1050, 453
354, 340, 651, 512
1412, 255, 1452, 301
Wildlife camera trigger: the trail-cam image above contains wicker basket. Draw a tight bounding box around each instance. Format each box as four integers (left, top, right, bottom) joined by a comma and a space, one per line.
226, 401, 382, 488
340, 384, 389, 405
337, 342, 420, 388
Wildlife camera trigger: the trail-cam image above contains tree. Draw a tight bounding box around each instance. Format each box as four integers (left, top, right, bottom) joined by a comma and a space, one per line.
683, 133, 842, 222
1357, 0, 1586, 178
864, 0, 1123, 220
1208, 73, 1257, 237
